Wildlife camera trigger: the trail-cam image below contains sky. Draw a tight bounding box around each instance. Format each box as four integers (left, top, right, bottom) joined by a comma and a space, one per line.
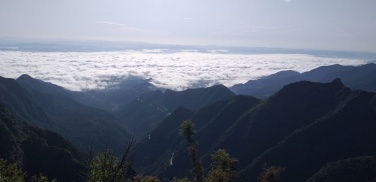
1, 0, 376, 53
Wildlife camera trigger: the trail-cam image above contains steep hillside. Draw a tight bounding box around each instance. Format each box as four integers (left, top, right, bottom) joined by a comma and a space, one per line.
16, 74, 73, 98
134, 78, 376, 181
116, 85, 235, 137
134, 95, 260, 178
306, 156, 376, 182
0, 76, 52, 128
2, 76, 131, 155
16, 74, 157, 112
0, 102, 87, 181
28, 89, 131, 153
237, 87, 376, 181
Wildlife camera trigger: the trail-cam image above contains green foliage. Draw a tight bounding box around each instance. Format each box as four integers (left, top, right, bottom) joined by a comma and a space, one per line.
30, 174, 49, 182
171, 177, 190, 182
133, 175, 161, 182
87, 149, 165, 182
187, 146, 205, 182
0, 158, 25, 182
0, 158, 58, 182
207, 149, 238, 182
180, 120, 204, 182
257, 164, 285, 182
179, 120, 197, 145
30, 173, 58, 182
87, 134, 137, 182
180, 121, 239, 182
88, 148, 128, 182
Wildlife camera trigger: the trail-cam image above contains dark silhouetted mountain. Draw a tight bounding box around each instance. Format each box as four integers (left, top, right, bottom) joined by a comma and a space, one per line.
236, 83, 376, 181
230, 63, 376, 98
133, 78, 376, 181
115, 85, 235, 137
28, 89, 131, 154
0, 101, 87, 181
306, 156, 376, 182
0, 76, 51, 128
2, 76, 131, 155
133, 95, 260, 178
230, 70, 300, 98
320, 63, 376, 91
135, 106, 195, 176
16, 74, 73, 98
16, 74, 157, 112
298, 64, 354, 81
70, 77, 158, 112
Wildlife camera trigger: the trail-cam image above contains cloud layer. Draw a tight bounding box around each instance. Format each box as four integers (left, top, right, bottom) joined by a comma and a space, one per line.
0, 51, 368, 91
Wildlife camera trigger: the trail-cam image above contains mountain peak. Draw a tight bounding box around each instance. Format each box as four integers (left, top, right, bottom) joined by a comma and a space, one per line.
16, 74, 71, 97
276, 78, 348, 100
17, 74, 33, 80
331, 78, 344, 87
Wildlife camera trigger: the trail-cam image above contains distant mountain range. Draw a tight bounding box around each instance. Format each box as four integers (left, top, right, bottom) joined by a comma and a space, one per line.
230, 63, 376, 98
1, 63, 376, 181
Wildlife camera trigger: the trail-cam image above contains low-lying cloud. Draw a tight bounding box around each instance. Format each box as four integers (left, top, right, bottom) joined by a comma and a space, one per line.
0, 51, 368, 91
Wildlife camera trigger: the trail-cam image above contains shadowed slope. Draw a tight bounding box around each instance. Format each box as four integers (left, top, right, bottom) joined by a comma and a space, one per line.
2, 75, 131, 155
116, 85, 235, 137
0, 102, 87, 181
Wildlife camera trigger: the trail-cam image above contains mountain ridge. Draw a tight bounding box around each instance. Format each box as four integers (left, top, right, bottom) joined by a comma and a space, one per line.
115, 84, 236, 137
1, 75, 132, 155
230, 63, 376, 98
132, 78, 376, 182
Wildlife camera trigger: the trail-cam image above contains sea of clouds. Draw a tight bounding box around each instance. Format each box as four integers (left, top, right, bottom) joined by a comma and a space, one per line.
0, 51, 369, 91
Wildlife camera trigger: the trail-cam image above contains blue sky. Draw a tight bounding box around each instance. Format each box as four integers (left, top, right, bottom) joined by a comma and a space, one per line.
1, 0, 376, 52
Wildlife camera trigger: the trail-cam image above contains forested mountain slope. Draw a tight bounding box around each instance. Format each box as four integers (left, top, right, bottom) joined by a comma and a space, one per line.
0, 102, 87, 181
0, 76, 52, 128
134, 78, 376, 181
115, 85, 235, 137
1, 76, 131, 154
16, 74, 156, 112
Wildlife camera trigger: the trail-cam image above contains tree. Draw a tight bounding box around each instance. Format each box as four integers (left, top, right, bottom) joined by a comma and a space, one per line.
179, 120, 238, 182
257, 164, 285, 182
0, 158, 56, 182
0, 158, 25, 182
179, 120, 198, 145
179, 120, 205, 182
87, 134, 137, 182
207, 149, 238, 182
133, 175, 161, 182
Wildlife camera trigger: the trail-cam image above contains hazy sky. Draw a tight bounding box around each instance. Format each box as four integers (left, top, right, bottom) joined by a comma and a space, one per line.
1, 0, 376, 52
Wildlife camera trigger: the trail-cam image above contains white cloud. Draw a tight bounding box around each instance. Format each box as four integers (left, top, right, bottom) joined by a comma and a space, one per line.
284, 0, 292, 2
0, 51, 367, 91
